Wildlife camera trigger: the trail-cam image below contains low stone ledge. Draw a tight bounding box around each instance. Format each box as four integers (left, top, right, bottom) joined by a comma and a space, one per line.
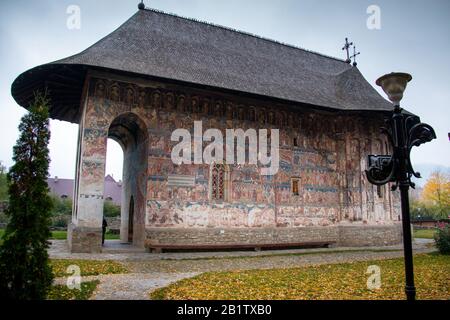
144, 224, 402, 250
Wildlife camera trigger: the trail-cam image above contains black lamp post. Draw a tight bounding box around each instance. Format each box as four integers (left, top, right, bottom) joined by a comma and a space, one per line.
366, 72, 437, 301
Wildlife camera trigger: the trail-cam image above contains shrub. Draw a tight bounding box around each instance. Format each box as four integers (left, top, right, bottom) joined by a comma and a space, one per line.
0, 164, 8, 201
50, 195, 72, 216
52, 216, 68, 229
434, 223, 450, 254
0, 212, 9, 224
103, 200, 120, 217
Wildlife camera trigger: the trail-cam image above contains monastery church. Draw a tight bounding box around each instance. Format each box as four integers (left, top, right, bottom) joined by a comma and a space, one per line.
11, 7, 402, 253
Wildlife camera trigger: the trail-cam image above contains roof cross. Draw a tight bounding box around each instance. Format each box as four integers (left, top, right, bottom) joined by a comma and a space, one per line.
351, 45, 361, 67
342, 38, 353, 64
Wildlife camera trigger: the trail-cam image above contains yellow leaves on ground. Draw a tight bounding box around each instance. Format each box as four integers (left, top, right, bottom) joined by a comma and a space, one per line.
151, 254, 450, 300
50, 259, 128, 277
47, 280, 99, 300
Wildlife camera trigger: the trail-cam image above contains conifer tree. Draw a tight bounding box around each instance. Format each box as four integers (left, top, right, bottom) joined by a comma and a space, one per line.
0, 92, 54, 299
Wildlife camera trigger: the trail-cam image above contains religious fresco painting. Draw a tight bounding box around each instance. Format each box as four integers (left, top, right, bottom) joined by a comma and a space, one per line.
11, 8, 404, 253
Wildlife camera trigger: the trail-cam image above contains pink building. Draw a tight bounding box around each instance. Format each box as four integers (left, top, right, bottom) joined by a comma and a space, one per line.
47, 175, 122, 206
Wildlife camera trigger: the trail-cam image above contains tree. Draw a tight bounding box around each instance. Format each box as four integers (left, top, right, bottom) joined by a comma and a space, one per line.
50, 195, 72, 216
0, 93, 54, 299
422, 170, 450, 219
103, 199, 120, 217
0, 161, 8, 201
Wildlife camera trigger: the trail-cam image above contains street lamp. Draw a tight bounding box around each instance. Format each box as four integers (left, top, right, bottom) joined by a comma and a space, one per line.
366, 72, 437, 301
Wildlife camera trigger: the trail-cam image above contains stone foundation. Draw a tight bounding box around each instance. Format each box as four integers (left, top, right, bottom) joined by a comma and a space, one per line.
145, 223, 402, 250
338, 224, 403, 247
67, 223, 103, 253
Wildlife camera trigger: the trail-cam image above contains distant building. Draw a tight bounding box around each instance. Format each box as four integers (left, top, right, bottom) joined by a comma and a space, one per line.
412, 218, 450, 229
47, 175, 122, 205
409, 186, 423, 202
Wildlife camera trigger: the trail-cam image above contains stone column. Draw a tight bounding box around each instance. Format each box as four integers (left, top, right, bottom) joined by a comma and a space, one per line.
68, 107, 108, 253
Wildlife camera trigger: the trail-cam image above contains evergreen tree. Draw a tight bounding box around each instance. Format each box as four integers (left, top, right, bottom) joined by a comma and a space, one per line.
0, 161, 8, 201
0, 92, 54, 299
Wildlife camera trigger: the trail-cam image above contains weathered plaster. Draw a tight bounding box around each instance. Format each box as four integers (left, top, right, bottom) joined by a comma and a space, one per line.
68, 71, 401, 253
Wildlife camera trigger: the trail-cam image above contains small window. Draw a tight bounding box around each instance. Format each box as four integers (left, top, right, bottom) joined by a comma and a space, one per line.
211, 164, 229, 201
377, 186, 383, 198
291, 178, 300, 196
249, 108, 256, 122
293, 137, 298, 147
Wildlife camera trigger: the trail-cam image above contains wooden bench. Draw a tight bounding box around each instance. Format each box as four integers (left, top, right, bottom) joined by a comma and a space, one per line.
146, 241, 337, 253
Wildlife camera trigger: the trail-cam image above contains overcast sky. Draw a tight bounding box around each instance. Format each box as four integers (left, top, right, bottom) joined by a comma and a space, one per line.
1, 0, 449, 181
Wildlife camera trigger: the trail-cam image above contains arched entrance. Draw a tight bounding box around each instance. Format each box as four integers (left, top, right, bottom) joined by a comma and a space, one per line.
107, 112, 148, 247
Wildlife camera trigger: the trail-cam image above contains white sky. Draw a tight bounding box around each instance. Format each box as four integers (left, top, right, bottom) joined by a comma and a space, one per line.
1, 0, 449, 181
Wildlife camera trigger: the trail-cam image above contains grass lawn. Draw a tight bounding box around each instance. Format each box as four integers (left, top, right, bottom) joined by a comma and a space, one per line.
48, 280, 99, 300
50, 259, 128, 277
47, 259, 127, 300
51, 230, 120, 240
0, 229, 120, 241
151, 253, 450, 300
414, 229, 437, 239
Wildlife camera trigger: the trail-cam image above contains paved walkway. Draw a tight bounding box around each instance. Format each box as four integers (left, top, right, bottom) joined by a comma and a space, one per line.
50, 239, 435, 300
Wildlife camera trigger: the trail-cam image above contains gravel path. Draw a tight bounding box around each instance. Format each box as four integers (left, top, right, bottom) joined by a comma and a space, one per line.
91, 272, 199, 300
122, 248, 431, 274
54, 272, 199, 300
48, 239, 433, 261
49, 239, 435, 300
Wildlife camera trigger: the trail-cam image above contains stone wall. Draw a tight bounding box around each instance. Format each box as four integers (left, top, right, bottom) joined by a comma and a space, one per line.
337, 224, 403, 247
146, 226, 339, 246
68, 71, 402, 252
68, 223, 103, 253
145, 223, 402, 249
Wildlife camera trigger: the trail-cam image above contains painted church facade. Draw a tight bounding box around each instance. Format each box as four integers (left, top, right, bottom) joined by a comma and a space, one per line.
12, 8, 402, 253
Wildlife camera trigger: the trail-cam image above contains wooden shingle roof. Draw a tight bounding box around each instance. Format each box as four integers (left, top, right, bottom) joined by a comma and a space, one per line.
11, 8, 392, 123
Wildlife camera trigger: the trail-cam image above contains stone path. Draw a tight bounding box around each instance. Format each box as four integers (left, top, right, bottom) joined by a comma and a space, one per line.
91, 272, 199, 300
50, 239, 435, 300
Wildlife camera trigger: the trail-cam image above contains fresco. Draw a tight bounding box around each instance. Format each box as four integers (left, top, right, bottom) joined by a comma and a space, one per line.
72, 75, 401, 241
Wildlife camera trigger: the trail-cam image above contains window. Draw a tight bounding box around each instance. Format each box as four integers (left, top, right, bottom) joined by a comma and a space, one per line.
291, 178, 300, 196
293, 137, 298, 147
249, 108, 256, 122
377, 186, 383, 198
211, 164, 229, 201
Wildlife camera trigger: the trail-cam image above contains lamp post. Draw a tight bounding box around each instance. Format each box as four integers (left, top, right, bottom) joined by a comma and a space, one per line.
366, 72, 437, 301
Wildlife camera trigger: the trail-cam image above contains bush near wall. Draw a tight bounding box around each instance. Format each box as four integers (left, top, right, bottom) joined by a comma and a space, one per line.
435, 223, 450, 254
103, 200, 120, 217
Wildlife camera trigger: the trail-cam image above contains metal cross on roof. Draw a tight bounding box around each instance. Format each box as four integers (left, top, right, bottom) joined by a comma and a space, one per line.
342, 38, 353, 64
351, 45, 361, 67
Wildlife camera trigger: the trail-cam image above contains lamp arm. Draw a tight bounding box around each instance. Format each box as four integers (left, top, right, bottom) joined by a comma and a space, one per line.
405, 121, 437, 180
365, 156, 396, 186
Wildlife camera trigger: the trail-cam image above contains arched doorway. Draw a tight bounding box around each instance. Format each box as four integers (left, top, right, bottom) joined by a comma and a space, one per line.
107, 112, 148, 247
